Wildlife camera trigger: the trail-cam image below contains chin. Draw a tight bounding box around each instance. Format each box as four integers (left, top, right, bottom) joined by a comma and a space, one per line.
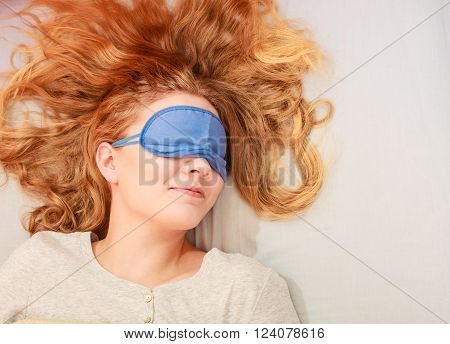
160, 209, 203, 228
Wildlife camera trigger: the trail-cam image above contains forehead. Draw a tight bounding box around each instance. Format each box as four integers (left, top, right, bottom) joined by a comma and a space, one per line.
138, 91, 219, 123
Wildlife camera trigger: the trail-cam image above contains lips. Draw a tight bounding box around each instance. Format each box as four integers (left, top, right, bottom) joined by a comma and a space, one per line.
169, 186, 205, 198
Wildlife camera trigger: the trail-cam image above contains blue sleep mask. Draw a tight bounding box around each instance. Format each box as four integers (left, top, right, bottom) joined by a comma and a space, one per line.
111, 105, 228, 182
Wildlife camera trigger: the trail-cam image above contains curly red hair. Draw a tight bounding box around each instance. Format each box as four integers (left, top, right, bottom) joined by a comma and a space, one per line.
0, 0, 333, 237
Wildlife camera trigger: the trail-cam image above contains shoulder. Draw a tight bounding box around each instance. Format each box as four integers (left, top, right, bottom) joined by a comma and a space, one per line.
0, 231, 87, 324
0, 232, 37, 274
206, 248, 277, 290
30, 230, 84, 245
0, 232, 42, 297
1, 230, 93, 287
208, 249, 300, 323
202, 248, 299, 323
208, 248, 269, 271
17, 230, 87, 265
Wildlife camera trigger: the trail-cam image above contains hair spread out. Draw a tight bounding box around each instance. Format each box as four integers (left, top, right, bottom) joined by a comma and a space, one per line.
0, 0, 334, 237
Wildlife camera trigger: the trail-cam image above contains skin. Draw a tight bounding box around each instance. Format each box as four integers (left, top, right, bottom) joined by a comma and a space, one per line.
93, 90, 225, 289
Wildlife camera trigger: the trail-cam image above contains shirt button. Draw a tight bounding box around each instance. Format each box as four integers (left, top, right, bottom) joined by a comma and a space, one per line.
145, 294, 153, 302
144, 316, 152, 323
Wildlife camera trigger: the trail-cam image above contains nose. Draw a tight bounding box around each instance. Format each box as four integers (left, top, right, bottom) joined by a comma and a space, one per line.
181, 156, 212, 178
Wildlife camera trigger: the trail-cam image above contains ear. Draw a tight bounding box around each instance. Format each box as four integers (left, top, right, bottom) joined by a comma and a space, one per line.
96, 142, 118, 184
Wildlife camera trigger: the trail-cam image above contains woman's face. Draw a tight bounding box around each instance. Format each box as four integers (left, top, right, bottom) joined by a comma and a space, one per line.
97, 91, 225, 230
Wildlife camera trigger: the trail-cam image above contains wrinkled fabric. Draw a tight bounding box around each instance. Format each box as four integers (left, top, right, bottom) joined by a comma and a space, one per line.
1, 230, 300, 324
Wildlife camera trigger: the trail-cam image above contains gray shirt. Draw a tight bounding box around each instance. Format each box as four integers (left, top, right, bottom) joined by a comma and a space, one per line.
0, 230, 301, 324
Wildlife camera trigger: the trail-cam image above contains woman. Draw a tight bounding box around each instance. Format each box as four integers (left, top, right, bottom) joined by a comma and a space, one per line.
0, 0, 333, 323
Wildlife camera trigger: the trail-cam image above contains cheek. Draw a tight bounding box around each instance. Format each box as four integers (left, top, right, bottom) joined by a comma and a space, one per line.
117, 151, 168, 211
134, 151, 179, 182
208, 177, 225, 202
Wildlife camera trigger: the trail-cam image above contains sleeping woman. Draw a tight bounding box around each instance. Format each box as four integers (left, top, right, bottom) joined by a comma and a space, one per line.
0, 0, 333, 324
